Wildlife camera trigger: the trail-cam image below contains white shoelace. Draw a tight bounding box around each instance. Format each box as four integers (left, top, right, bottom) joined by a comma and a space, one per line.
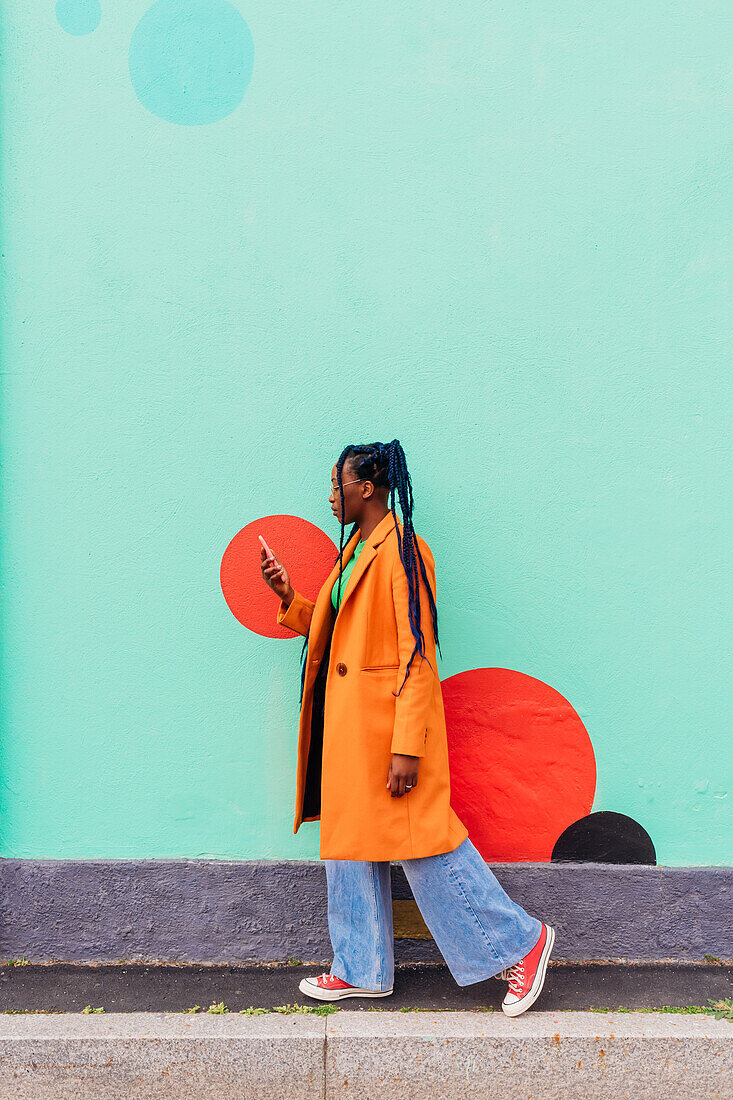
504, 962, 525, 994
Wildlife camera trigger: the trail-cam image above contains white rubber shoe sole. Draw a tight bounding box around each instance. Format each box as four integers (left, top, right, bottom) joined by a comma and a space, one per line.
298, 976, 394, 1002
501, 923, 555, 1017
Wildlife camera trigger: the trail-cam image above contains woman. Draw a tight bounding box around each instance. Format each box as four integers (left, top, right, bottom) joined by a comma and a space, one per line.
259, 439, 554, 1017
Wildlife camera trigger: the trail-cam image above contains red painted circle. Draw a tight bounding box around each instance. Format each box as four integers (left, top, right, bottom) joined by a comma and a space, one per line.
220, 515, 338, 639
442, 668, 596, 863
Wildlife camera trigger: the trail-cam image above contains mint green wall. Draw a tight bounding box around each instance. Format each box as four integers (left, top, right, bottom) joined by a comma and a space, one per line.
1, 3, 730, 863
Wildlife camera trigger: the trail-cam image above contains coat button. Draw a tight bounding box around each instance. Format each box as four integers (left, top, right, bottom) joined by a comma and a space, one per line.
336, 662, 347, 676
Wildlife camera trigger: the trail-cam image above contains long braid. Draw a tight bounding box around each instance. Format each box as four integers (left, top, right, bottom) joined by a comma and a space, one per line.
298, 463, 358, 704
298, 635, 308, 703
334, 458, 360, 610
334, 439, 441, 697
298, 440, 440, 704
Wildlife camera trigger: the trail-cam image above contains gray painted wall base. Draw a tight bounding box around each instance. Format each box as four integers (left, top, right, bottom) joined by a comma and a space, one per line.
0, 860, 730, 964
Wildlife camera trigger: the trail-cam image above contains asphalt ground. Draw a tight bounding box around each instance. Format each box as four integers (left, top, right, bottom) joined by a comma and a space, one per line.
0, 961, 730, 1013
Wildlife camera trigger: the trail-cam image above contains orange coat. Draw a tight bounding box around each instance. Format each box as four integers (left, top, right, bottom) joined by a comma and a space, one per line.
276, 510, 469, 860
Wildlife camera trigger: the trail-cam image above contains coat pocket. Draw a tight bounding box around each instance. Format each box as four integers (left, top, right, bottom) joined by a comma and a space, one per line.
360, 663, 400, 672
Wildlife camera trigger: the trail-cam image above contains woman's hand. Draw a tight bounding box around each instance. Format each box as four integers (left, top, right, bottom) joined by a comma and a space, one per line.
260, 544, 293, 604
387, 754, 419, 797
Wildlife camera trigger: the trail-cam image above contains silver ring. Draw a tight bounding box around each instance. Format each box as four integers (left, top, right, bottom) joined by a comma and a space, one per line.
405, 784, 413, 789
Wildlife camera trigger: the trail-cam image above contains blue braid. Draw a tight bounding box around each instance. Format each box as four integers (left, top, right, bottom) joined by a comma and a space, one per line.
294, 440, 440, 705
297, 463, 358, 702
333, 439, 441, 698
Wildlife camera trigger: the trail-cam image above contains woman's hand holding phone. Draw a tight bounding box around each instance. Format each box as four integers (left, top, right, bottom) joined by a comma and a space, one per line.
259, 535, 293, 604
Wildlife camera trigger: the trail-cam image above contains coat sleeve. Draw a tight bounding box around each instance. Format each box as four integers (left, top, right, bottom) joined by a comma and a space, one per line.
390, 541, 438, 758
276, 589, 316, 637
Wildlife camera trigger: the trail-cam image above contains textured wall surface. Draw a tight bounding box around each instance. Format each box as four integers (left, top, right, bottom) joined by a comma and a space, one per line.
0, 859, 730, 963
0, 3, 730, 867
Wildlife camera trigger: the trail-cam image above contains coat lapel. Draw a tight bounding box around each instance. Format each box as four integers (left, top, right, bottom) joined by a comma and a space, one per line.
306, 512, 401, 659
335, 511, 400, 618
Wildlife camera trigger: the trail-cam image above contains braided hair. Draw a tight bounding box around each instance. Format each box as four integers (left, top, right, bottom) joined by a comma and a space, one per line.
298, 439, 441, 702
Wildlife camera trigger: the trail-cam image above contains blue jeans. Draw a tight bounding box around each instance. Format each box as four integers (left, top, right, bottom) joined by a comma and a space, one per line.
326, 836, 543, 991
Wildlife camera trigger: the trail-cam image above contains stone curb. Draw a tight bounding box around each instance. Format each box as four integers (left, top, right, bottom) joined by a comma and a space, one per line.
0, 1010, 730, 1099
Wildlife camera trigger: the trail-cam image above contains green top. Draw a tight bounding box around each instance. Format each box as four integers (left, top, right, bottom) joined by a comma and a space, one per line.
331, 539, 366, 611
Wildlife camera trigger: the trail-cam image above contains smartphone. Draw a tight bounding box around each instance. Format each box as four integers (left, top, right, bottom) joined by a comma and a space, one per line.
258, 534, 276, 561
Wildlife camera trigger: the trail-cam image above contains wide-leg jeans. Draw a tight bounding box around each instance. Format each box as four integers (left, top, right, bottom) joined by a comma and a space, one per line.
325, 836, 543, 992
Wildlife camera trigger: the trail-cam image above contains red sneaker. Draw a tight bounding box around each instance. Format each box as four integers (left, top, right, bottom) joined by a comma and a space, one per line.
299, 971, 394, 1001
498, 922, 555, 1017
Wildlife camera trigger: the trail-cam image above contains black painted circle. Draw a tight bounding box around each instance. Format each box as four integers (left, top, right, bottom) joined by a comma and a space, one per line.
551, 811, 656, 864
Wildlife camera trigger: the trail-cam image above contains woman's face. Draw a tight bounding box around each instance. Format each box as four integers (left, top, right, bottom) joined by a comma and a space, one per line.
329, 461, 364, 525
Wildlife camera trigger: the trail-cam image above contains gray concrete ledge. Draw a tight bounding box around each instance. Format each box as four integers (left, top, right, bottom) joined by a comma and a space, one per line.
0, 1010, 730, 1099
1, 858, 731, 963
